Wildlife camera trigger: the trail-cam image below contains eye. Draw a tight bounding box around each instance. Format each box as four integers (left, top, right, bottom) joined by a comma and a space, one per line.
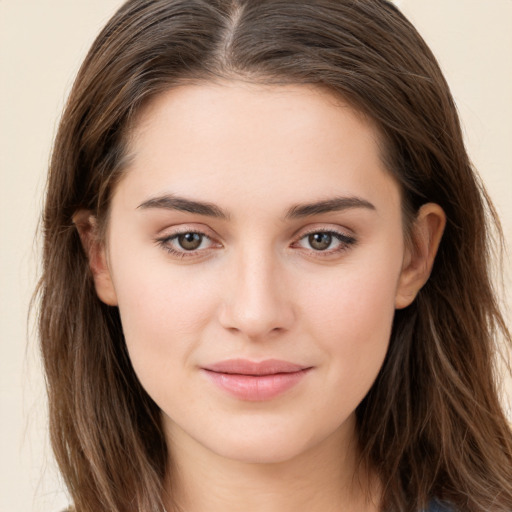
155, 229, 220, 258
176, 232, 204, 251
307, 232, 334, 251
294, 229, 356, 254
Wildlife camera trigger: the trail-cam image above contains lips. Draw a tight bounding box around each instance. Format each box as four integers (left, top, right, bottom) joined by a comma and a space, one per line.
203, 358, 309, 375
201, 359, 312, 401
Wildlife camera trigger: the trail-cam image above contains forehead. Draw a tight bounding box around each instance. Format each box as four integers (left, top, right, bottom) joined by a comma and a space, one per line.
114, 81, 400, 217
130, 81, 380, 159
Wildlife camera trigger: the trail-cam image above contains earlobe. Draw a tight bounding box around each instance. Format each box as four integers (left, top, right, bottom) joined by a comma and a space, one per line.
395, 203, 446, 309
73, 210, 118, 306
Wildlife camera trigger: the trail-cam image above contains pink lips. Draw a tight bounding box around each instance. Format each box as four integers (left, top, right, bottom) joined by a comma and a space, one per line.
201, 359, 311, 401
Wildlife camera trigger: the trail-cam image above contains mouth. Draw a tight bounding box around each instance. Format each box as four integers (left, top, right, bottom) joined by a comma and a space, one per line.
201, 359, 312, 401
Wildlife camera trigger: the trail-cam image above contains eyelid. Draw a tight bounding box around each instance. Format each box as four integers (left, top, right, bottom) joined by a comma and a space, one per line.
154, 224, 222, 259
291, 225, 357, 255
154, 223, 357, 260
297, 224, 354, 237
293, 223, 356, 242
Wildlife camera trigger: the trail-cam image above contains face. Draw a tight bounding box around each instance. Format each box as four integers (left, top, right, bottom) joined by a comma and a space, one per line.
92, 82, 425, 465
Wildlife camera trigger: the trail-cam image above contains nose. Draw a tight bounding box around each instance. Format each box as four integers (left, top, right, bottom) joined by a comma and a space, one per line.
218, 248, 296, 340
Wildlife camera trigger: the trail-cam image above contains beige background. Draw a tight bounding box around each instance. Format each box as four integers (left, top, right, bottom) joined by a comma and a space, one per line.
1, 1, 511, 511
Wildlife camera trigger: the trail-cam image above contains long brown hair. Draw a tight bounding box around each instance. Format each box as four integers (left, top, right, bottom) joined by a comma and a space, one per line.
37, 1, 512, 511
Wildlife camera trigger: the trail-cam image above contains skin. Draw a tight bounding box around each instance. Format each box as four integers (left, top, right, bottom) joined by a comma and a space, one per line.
77, 82, 445, 512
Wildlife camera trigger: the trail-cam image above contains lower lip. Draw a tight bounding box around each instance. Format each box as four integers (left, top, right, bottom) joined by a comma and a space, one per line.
202, 369, 311, 401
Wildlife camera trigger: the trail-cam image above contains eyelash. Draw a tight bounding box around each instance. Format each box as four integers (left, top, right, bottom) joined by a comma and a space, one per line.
155, 229, 217, 259
293, 229, 357, 256
155, 228, 357, 260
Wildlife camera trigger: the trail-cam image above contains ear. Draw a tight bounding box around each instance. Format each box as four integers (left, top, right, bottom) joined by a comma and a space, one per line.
395, 203, 446, 309
73, 210, 118, 306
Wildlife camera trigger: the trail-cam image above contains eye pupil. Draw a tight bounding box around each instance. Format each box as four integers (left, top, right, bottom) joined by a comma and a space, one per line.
178, 233, 202, 250
309, 232, 332, 250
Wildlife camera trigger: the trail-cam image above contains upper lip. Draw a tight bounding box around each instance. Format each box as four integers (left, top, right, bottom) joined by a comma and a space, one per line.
203, 359, 310, 376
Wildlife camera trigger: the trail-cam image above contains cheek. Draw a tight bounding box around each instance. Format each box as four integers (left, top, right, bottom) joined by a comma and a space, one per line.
299, 259, 401, 395
303, 258, 399, 338
110, 258, 219, 381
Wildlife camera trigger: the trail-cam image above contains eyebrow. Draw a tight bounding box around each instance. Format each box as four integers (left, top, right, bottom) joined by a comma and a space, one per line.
284, 196, 376, 219
137, 195, 230, 219
137, 194, 375, 220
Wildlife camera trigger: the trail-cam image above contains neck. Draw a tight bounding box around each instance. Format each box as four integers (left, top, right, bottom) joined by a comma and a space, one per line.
163, 416, 381, 512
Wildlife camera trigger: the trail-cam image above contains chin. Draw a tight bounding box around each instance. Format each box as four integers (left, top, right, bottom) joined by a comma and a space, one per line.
215, 438, 312, 465
198, 421, 325, 465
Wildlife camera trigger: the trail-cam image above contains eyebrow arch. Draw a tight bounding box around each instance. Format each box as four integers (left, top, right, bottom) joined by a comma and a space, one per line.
137, 194, 375, 221
285, 196, 376, 219
137, 194, 230, 219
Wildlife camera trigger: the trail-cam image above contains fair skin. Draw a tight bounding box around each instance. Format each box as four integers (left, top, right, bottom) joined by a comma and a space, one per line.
76, 82, 445, 512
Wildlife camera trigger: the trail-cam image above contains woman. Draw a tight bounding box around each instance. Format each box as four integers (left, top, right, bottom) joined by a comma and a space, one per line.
38, 0, 512, 511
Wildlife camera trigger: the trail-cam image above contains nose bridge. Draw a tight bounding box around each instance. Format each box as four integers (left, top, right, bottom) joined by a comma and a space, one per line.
219, 242, 294, 338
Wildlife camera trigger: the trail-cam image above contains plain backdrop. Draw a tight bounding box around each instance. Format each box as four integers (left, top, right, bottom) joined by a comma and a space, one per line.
1, 1, 511, 511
